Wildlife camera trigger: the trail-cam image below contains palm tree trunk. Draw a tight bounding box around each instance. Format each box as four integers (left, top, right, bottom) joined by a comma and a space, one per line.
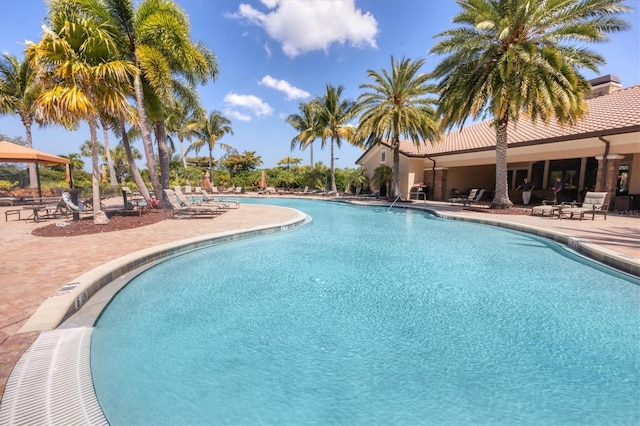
310, 141, 314, 169
330, 137, 337, 193
155, 120, 171, 189
179, 136, 187, 168
119, 119, 151, 201
24, 118, 38, 189
133, 73, 162, 200
89, 117, 102, 218
491, 118, 513, 209
392, 137, 401, 198
100, 117, 118, 186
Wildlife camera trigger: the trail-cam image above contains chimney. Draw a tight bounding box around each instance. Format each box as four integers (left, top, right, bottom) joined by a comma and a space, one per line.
587, 74, 622, 98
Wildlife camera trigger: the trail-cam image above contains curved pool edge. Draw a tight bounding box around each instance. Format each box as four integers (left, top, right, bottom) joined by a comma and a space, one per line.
374, 202, 640, 278
1, 207, 308, 426
19, 207, 308, 334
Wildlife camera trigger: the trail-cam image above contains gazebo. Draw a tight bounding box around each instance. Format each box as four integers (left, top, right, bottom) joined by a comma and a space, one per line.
0, 140, 71, 199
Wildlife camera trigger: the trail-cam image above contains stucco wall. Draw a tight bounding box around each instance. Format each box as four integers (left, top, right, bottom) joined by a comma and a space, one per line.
446, 165, 495, 199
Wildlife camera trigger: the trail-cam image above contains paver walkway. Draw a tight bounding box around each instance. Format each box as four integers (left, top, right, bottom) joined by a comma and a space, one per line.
1, 197, 639, 401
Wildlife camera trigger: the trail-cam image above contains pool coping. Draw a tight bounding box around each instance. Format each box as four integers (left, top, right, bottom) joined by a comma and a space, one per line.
19, 207, 309, 334
372, 202, 640, 278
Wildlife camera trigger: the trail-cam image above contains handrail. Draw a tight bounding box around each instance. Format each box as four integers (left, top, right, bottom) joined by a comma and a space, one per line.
388, 190, 427, 212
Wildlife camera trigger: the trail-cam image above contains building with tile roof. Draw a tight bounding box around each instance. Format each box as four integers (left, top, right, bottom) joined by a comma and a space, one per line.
356, 75, 640, 209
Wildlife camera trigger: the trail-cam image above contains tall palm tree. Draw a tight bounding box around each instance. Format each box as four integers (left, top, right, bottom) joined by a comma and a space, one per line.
430, 0, 630, 208
189, 110, 235, 179
99, 115, 118, 185
0, 53, 42, 188
356, 55, 441, 198
286, 101, 321, 168
165, 98, 204, 168
28, 4, 135, 218
316, 84, 359, 193
60, 0, 217, 199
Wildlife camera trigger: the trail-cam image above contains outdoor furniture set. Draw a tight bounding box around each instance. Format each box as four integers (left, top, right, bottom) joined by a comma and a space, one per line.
530, 191, 609, 220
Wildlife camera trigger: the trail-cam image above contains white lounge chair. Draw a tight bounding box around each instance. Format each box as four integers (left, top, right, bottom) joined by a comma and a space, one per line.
163, 189, 224, 219
560, 192, 608, 220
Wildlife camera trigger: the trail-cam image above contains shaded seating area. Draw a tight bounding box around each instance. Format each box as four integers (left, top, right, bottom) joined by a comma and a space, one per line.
448, 188, 478, 205
163, 189, 225, 219
560, 192, 609, 221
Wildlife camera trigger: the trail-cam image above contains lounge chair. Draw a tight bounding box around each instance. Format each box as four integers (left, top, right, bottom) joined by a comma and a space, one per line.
233, 186, 243, 194
463, 189, 486, 206
559, 192, 609, 221
531, 200, 566, 217
199, 189, 239, 209
448, 189, 478, 205
258, 187, 276, 196
358, 189, 380, 199
223, 186, 235, 193
163, 189, 224, 219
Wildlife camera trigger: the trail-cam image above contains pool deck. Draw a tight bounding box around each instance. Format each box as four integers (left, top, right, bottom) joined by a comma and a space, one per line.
1, 195, 639, 403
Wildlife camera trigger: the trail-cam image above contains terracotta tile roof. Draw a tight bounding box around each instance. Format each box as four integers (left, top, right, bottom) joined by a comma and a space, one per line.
392, 84, 640, 157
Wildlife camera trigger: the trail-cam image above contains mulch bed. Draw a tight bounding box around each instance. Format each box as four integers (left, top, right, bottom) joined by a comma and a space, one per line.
32, 209, 165, 237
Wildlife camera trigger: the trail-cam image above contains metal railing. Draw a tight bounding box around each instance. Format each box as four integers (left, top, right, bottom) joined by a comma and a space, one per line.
388, 191, 427, 211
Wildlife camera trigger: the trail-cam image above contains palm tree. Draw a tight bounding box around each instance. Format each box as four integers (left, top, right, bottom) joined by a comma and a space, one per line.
316, 84, 359, 193
27, 4, 135, 218
0, 53, 42, 188
430, 0, 630, 208
62, 0, 218, 200
189, 111, 235, 179
373, 164, 393, 197
165, 100, 204, 168
286, 101, 321, 168
356, 55, 441, 198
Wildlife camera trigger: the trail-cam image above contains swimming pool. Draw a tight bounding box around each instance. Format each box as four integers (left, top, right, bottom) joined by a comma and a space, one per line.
92, 199, 640, 425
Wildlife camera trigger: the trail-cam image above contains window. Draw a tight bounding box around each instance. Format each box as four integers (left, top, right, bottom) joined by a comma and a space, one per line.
380, 151, 386, 163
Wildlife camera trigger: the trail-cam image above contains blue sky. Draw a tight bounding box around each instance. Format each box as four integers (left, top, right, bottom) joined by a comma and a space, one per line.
1, 0, 639, 171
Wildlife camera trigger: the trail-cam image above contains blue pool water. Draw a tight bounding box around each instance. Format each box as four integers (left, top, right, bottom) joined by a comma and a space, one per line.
92, 199, 640, 425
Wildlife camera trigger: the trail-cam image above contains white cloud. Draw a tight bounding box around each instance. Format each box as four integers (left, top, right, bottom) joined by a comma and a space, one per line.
225, 110, 252, 122
233, 0, 378, 57
259, 75, 310, 100
224, 93, 273, 119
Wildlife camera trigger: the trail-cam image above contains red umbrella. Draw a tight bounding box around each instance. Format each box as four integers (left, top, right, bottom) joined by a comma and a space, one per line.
259, 170, 266, 188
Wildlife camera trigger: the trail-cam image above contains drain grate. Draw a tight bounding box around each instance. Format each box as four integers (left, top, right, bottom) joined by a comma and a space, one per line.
0, 328, 107, 425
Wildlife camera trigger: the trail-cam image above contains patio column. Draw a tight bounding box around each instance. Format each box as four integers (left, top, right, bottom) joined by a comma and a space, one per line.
595, 154, 624, 209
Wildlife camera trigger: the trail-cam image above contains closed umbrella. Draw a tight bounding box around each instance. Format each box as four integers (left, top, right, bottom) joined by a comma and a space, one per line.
101, 165, 108, 183
204, 170, 212, 190
259, 170, 266, 189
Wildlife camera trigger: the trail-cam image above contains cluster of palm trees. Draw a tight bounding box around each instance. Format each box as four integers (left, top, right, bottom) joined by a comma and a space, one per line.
0, 0, 225, 221
2, 0, 630, 213
287, 0, 629, 208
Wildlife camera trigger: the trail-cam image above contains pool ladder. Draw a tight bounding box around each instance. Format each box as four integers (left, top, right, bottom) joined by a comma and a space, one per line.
388, 191, 427, 211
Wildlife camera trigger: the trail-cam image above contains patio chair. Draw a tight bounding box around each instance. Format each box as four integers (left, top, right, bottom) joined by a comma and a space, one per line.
359, 189, 380, 199
463, 189, 486, 206
559, 192, 609, 221
163, 189, 224, 219
531, 199, 568, 217
234, 186, 243, 194
449, 189, 478, 205
199, 189, 239, 209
